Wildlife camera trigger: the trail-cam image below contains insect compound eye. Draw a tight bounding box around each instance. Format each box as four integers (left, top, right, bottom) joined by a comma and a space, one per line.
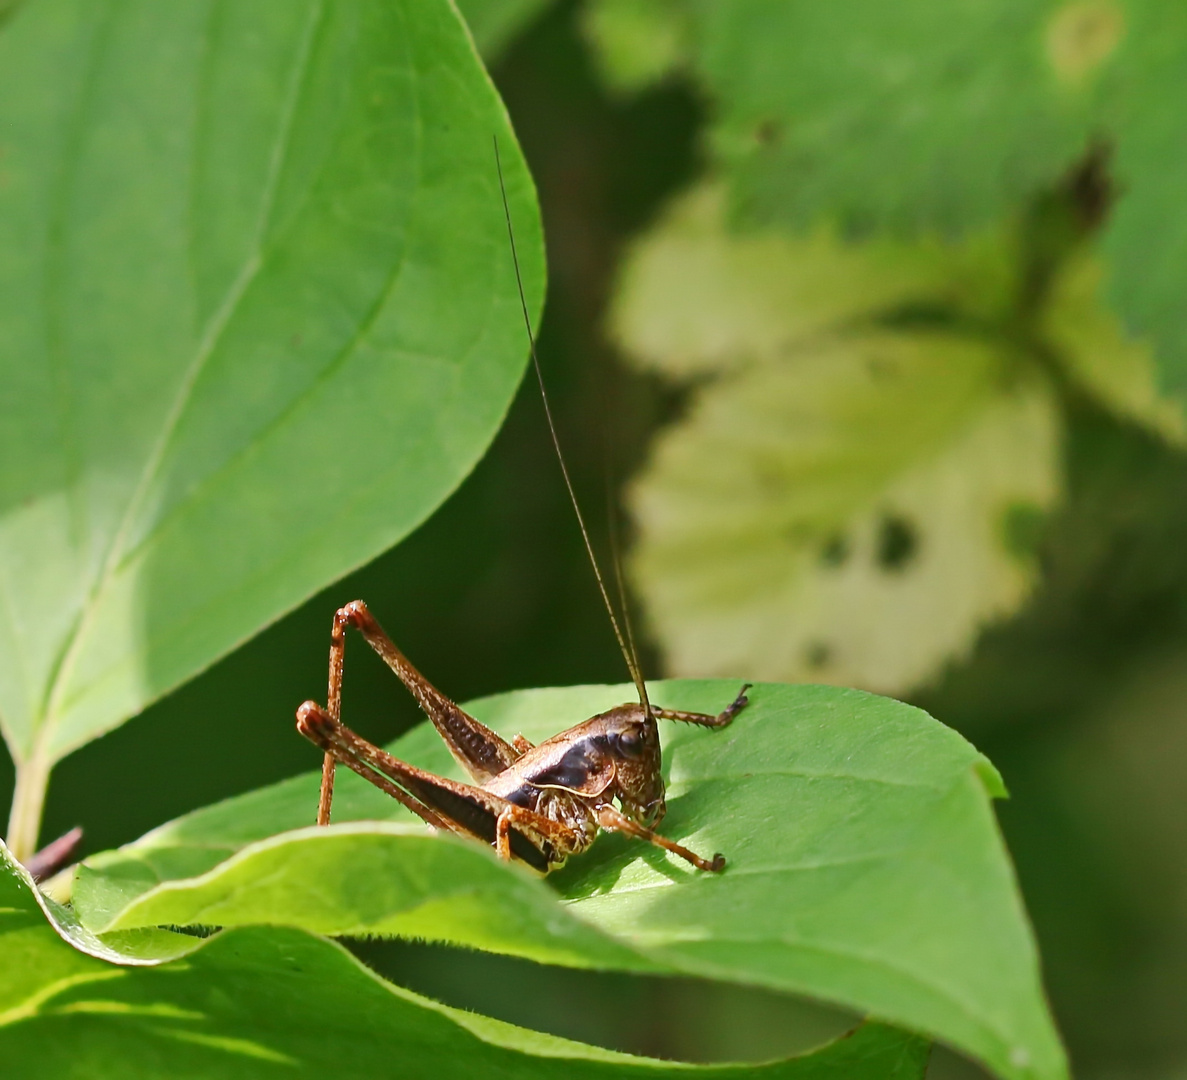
614, 727, 645, 757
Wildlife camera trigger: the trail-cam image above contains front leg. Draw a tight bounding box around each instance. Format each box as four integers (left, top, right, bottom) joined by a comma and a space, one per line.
653, 683, 752, 729
493, 803, 588, 866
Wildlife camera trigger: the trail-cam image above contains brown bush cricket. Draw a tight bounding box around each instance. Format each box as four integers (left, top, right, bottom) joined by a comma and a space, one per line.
295, 143, 749, 874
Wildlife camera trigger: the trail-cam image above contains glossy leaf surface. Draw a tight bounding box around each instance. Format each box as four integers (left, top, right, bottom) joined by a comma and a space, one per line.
0, 843, 930, 1079
75, 680, 1065, 1080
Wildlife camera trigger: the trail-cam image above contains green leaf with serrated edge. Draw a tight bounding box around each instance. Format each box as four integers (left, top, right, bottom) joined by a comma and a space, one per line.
608, 182, 1183, 435
0, 848, 930, 1079
1045, 254, 1185, 442
607, 189, 1182, 690
0, 2, 543, 779
627, 344, 1061, 692
688, 1, 1110, 236
73, 681, 1062, 1080
456, 0, 552, 59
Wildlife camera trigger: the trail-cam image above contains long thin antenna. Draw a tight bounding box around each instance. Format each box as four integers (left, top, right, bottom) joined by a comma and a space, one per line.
603, 446, 645, 699
494, 137, 651, 716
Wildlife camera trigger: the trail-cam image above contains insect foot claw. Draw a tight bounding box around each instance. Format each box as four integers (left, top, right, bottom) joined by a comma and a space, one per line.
716, 683, 753, 726
709, 853, 727, 872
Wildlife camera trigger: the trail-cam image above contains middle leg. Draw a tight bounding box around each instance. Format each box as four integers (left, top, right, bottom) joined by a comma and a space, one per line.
596, 804, 725, 873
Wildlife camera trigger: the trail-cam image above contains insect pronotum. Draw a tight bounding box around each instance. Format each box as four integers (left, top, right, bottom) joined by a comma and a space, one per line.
295, 141, 750, 874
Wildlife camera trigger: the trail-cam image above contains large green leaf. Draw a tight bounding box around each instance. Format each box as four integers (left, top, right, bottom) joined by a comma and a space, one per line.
688, 0, 1106, 236
72, 680, 1065, 1080
0, 0, 543, 842
609, 189, 1059, 692
78, 821, 659, 975
0, 845, 930, 1079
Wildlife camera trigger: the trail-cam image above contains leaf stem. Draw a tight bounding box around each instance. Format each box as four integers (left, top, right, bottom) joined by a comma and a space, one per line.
6, 746, 51, 865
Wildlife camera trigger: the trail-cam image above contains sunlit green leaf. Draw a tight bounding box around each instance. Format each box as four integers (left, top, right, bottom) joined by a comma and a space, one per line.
664, 1, 1187, 391
0, 840, 199, 970
79, 822, 656, 973
73, 681, 1064, 1080
0, 845, 928, 1079
0, 0, 542, 793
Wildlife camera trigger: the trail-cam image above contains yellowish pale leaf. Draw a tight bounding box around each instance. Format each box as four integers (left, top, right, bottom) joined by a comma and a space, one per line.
628, 331, 1060, 693
612, 183, 1178, 694
607, 184, 1012, 378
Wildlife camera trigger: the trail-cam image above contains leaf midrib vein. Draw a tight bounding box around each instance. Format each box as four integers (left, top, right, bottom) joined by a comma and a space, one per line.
49, 7, 429, 733
667, 764, 968, 791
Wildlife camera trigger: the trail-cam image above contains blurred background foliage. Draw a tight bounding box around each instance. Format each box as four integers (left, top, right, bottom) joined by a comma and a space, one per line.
4, 0, 1186, 1076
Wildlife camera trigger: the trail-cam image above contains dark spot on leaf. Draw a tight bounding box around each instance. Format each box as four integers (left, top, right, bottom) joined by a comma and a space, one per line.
1065, 140, 1115, 232
1000, 501, 1047, 562
805, 641, 832, 669
755, 119, 780, 145
877, 514, 918, 572
820, 533, 850, 568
